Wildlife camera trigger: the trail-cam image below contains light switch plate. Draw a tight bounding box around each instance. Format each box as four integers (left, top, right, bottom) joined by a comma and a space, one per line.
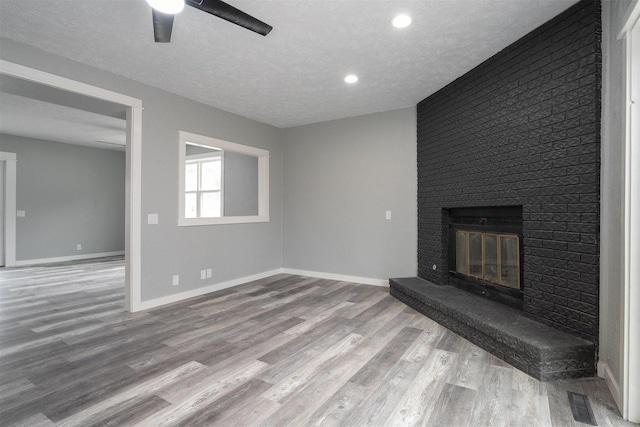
206, 268, 212, 278
200, 270, 207, 280
148, 213, 159, 225
16, 210, 25, 217
385, 211, 392, 220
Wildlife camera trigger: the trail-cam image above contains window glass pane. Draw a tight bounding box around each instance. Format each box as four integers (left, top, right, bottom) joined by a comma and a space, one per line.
500, 236, 520, 288
484, 235, 498, 282
201, 159, 221, 191
201, 191, 221, 217
456, 231, 467, 274
469, 233, 483, 277
185, 163, 198, 192
185, 193, 197, 218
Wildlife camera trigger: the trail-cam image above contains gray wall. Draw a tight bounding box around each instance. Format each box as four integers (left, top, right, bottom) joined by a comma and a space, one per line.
224, 151, 258, 216
0, 134, 125, 261
600, 0, 632, 404
185, 144, 219, 156
282, 108, 417, 280
0, 37, 284, 302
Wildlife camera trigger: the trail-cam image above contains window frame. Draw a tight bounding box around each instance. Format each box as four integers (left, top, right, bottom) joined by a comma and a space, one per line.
178, 131, 269, 226
184, 151, 224, 219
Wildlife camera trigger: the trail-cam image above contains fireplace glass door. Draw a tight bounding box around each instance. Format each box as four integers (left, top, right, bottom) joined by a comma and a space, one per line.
455, 230, 520, 289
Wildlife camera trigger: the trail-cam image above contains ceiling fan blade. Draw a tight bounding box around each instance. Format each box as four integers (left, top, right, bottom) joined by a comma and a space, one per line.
186, 0, 272, 36
152, 9, 174, 42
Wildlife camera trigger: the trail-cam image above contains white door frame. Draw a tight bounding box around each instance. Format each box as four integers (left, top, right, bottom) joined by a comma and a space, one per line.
618, 1, 640, 422
0, 60, 143, 312
0, 152, 17, 267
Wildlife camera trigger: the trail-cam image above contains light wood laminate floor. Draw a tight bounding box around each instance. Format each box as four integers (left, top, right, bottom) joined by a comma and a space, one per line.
0, 258, 634, 426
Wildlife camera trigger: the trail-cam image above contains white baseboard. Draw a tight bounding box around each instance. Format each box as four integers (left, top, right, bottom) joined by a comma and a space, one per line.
15, 251, 125, 266
137, 269, 284, 311
598, 361, 622, 412
281, 268, 389, 287
137, 267, 389, 312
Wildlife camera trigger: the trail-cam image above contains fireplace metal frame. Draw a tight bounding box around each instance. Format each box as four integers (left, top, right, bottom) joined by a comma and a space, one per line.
447, 206, 524, 310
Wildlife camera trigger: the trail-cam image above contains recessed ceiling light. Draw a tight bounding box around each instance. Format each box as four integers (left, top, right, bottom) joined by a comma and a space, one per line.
344, 74, 359, 84
391, 14, 412, 29
146, 0, 185, 14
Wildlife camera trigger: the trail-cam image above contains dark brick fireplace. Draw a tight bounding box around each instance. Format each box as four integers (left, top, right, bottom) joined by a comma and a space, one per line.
391, 0, 601, 380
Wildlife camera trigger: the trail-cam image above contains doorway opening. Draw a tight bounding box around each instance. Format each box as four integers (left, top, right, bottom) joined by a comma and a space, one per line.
0, 60, 142, 311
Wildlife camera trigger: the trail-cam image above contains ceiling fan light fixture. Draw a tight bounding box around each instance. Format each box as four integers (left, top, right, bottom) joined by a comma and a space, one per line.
391, 14, 412, 29
146, 0, 185, 14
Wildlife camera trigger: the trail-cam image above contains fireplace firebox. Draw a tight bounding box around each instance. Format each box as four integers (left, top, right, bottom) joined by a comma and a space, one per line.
447, 206, 523, 309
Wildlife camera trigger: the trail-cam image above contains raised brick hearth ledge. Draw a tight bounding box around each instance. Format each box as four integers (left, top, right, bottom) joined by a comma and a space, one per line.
390, 277, 595, 381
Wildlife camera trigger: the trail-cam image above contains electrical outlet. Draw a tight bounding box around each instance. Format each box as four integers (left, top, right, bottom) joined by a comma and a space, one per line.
385, 210, 391, 220
172, 275, 180, 286
200, 270, 207, 280
76, 244, 82, 251
206, 268, 212, 278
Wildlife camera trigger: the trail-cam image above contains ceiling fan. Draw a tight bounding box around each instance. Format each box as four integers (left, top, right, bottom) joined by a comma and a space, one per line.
147, 0, 273, 43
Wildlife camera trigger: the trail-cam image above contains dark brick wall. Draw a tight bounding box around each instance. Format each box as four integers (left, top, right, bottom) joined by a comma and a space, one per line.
417, 0, 601, 342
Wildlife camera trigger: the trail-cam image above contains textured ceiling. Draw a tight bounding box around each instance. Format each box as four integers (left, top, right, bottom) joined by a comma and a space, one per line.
0, 73, 126, 150
0, 0, 580, 128
0, 92, 126, 151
